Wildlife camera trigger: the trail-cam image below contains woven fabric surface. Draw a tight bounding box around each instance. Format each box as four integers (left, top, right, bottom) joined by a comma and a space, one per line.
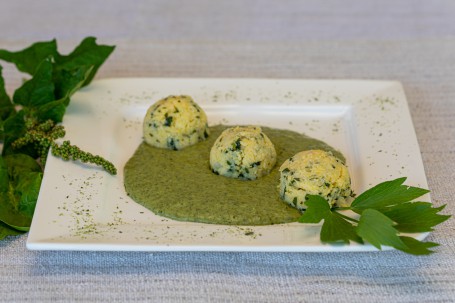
0, 0, 454, 302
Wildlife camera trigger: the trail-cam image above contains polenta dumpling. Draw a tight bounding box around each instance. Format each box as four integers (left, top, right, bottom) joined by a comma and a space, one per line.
279, 149, 352, 210
210, 126, 277, 180
143, 95, 209, 150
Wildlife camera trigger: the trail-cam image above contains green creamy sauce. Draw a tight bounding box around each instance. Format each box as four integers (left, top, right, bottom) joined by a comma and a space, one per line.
124, 125, 344, 226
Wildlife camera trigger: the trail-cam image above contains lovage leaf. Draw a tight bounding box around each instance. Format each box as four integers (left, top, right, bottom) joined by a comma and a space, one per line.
356, 209, 408, 251
320, 212, 362, 244
0, 39, 58, 75
382, 202, 450, 233
54, 37, 115, 87
12, 59, 55, 107
299, 195, 331, 223
351, 177, 429, 213
300, 195, 362, 244
299, 178, 449, 255
398, 236, 439, 255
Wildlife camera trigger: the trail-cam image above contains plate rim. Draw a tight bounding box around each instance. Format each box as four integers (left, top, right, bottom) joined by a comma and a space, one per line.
26, 77, 429, 252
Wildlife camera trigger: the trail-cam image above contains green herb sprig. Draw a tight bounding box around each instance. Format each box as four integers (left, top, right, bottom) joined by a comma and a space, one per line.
300, 177, 450, 255
0, 37, 115, 240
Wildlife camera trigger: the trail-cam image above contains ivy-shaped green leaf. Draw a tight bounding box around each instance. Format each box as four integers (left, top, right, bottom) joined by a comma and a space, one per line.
12, 59, 55, 107
0, 221, 24, 241
0, 39, 57, 75
54, 37, 115, 87
0, 65, 15, 121
0, 154, 42, 231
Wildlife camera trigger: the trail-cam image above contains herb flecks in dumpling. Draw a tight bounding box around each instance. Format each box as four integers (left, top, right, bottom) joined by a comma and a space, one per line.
210, 126, 276, 180
143, 95, 209, 150
279, 149, 353, 210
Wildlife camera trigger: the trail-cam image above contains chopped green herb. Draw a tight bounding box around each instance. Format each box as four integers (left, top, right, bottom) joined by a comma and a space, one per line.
250, 161, 261, 167
163, 113, 173, 127
166, 138, 177, 151
231, 138, 242, 151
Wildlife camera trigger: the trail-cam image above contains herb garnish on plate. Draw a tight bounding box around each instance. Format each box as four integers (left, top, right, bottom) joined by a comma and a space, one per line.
300, 177, 450, 255
0, 37, 115, 240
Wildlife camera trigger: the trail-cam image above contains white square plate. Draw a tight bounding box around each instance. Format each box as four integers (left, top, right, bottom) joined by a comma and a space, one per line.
26, 78, 429, 251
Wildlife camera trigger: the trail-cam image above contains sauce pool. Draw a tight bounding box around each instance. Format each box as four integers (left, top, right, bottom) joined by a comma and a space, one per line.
124, 125, 344, 225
